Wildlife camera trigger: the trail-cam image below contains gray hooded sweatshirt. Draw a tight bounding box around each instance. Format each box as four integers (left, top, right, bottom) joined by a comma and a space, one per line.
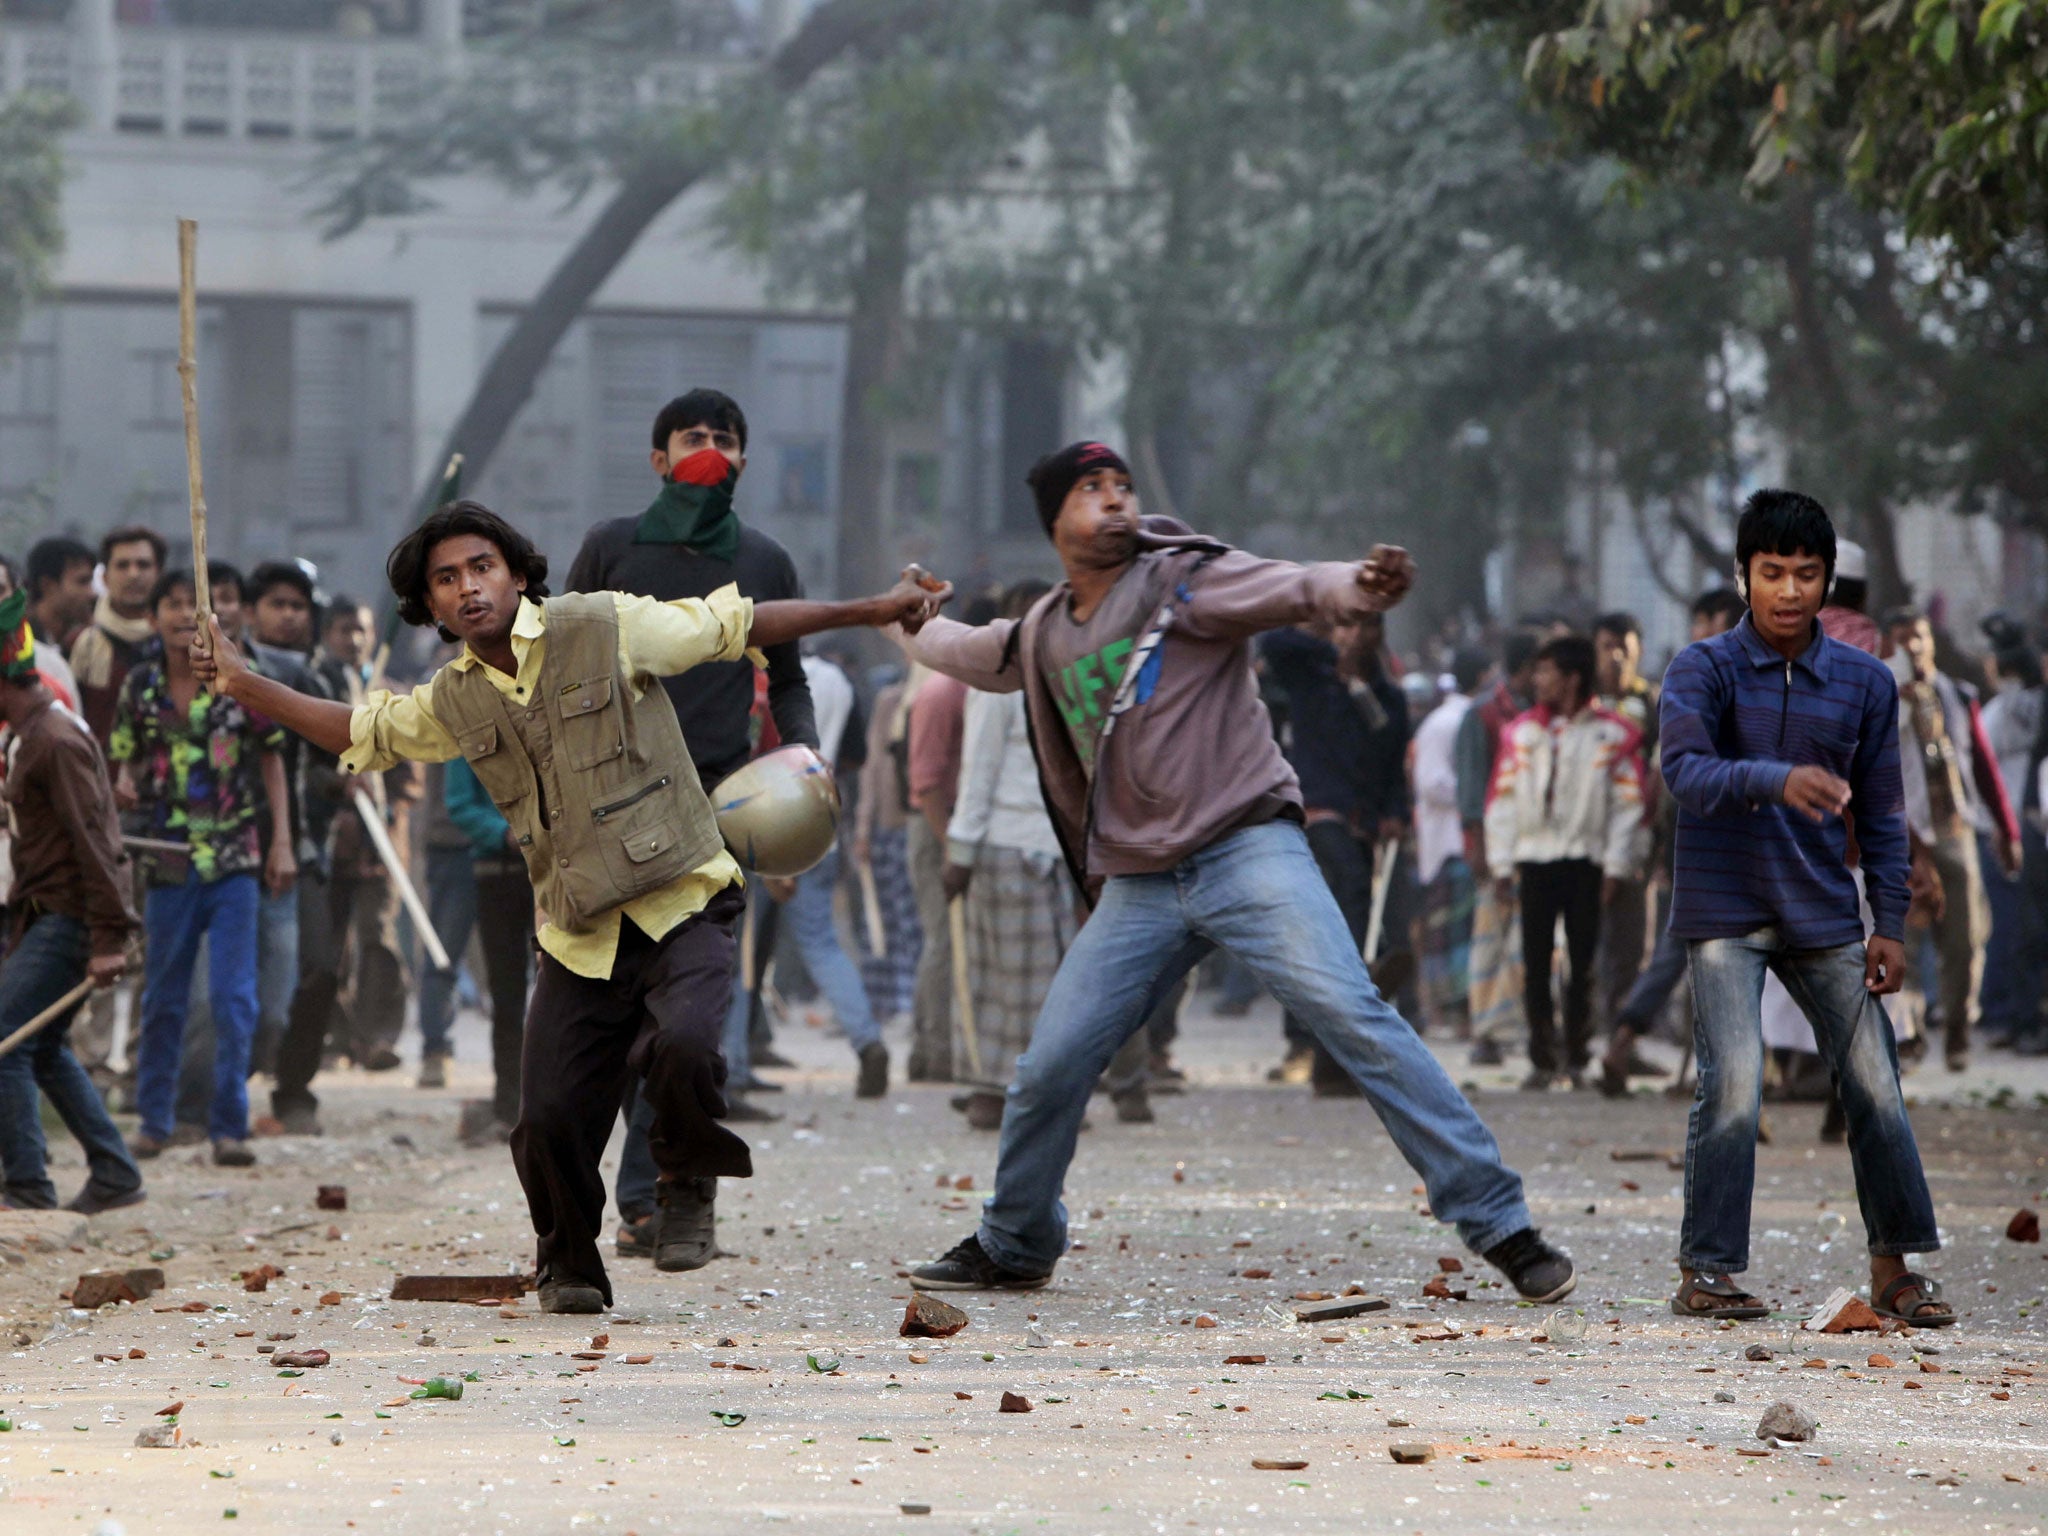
896, 519, 1383, 895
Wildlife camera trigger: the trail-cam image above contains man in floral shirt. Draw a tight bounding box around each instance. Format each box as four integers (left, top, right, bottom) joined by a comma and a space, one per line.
110, 570, 294, 1167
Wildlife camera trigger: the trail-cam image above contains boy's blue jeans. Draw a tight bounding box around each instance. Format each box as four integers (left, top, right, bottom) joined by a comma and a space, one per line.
1682, 928, 1938, 1273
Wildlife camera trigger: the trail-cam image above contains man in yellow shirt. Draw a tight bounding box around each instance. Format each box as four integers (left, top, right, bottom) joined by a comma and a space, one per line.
194, 501, 947, 1312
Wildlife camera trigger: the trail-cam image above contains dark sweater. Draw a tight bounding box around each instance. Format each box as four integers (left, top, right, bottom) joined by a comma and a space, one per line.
565, 518, 817, 788
1259, 625, 1410, 827
1660, 614, 1908, 947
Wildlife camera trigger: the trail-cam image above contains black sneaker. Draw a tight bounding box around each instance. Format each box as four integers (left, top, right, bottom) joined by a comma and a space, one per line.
271, 1098, 323, 1137
65, 1182, 146, 1216
1482, 1227, 1577, 1302
856, 1041, 890, 1099
538, 1276, 606, 1314
725, 1096, 781, 1124
909, 1233, 1052, 1292
1468, 1036, 1505, 1066
654, 1176, 718, 1273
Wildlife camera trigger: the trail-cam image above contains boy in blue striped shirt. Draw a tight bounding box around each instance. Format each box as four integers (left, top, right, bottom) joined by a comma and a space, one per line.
1659, 490, 1950, 1326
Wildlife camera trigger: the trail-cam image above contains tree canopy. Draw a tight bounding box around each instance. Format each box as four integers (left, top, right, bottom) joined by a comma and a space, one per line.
1444, 0, 2048, 269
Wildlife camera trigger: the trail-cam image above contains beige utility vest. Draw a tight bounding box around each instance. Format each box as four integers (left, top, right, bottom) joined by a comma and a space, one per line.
431, 594, 722, 932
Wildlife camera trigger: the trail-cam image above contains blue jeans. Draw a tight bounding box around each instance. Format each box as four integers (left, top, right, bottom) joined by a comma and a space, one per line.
137, 871, 261, 1142
1617, 923, 1690, 1035
176, 884, 298, 1123
0, 914, 141, 1208
418, 844, 479, 1058
1683, 929, 1938, 1273
977, 821, 1533, 1274
779, 851, 883, 1052
258, 884, 299, 1052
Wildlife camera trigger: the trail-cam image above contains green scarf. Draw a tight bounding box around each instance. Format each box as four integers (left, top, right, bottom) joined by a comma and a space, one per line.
635, 448, 741, 562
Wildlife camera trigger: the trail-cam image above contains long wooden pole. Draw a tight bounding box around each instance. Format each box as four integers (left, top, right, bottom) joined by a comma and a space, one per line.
350, 788, 452, 971
0, 979, 95, 1065
948, 896, 983, 1082
175, 218, 213, 660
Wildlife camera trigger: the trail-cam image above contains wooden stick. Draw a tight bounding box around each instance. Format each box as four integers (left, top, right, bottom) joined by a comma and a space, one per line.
856, 857, 887, 956
948, 896, 984, 1082
1361, 835, 1398, 964
0, 978, 96, 1064
175, 219, 211, 645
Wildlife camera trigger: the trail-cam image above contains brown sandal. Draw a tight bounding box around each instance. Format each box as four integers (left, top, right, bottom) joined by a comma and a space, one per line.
1671, 1273, 1770, 1320
1872, 1272, 1955, 1328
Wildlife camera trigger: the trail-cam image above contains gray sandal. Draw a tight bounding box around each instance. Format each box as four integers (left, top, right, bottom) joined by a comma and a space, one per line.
1872, 1272, 1955, 1328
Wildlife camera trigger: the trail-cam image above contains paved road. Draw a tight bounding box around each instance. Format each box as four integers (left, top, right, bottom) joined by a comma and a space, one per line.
1, 991, 2043, 1534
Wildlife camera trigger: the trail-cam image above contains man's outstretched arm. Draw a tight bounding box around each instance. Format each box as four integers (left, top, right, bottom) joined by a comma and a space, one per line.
194, 617, 356, 756
749, 571, 949, 650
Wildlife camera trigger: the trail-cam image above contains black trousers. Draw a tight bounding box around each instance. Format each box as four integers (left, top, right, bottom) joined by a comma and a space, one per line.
510, 887, 747, 1301
473, 862, 535, 1123
1517, 858, 1603, 1074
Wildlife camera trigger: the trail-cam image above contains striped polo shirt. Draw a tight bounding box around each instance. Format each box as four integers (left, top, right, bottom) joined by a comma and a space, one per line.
1660, 613, 1908, 947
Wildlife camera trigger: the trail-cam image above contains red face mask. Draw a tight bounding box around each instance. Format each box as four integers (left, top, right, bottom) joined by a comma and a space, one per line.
671, 447, 735, 488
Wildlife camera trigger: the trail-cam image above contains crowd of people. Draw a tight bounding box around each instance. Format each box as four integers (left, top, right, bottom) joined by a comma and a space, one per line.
0, 390, 2001, 1329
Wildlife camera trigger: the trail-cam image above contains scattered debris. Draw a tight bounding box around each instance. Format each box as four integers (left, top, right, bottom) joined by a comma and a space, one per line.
999, 1392, 1032, 1413
901, 1295, 970, 1338
899, 1504, 931, 1516
1867, 1353, 1895, 1369
390, 1274, 530, 1303
2008, 1209, 2041, 1244
69, 1268, 166, 1309
1251, 1458, 1309, 1471
709, 1410, 746, 1426
1389, 1443, 1434, 1464
1744, 1344, 1774, 1362
1422, 1276, 1468, 1301
1807, 1287, 1883, 1334
1224, 1355, 1267, 1366
272, 1350, 329, 1369
1756, 1402, 1818, 1443
316, 1185, 348, 1211
1294, 1295, 1388, 1324
1436, 1257, 1464, 1273
133, 1424, 181, 1449
240, 1264, 282, 1293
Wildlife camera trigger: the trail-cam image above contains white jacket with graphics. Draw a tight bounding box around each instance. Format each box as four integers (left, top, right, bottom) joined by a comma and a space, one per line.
1483, 703, 1649, 878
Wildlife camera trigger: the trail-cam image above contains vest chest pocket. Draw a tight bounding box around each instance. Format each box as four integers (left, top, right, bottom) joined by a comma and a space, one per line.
557, 675, 625, 770
456, 722, 530, 826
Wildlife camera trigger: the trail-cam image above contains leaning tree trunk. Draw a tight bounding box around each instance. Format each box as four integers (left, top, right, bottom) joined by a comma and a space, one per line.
395, 0, 931, 535
832, 182, 913, 603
